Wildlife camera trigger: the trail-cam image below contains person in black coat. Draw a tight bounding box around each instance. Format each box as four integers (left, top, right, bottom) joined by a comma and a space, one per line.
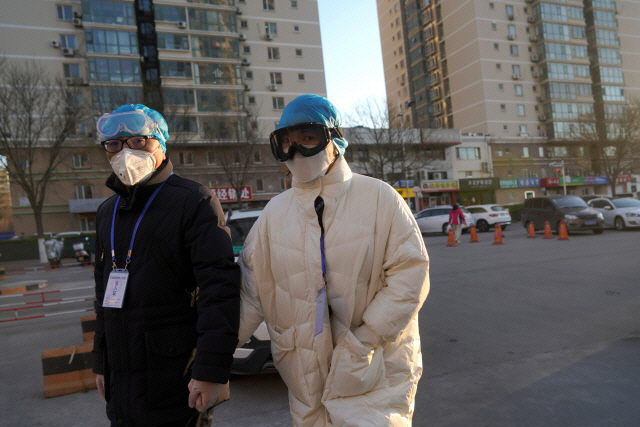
92, 104, 240, 427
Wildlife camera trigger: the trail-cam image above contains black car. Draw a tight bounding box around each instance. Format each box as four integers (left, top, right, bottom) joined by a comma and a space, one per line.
521, 195, 605, 234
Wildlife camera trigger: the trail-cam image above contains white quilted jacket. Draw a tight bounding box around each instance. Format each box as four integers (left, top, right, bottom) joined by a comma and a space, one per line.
238, 157, 430, 426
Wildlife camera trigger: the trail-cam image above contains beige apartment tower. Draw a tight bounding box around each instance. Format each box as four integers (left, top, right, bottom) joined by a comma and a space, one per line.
0, 0, 326, 236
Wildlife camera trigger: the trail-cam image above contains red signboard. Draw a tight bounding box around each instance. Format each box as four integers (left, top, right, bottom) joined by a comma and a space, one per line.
541, 177, 560, 187
616, 174, 632, 184
210, 186, 252, 202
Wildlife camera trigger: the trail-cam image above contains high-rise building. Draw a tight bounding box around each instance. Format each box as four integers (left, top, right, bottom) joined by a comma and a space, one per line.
378, 0, 638, 203
0, 0, 325, 235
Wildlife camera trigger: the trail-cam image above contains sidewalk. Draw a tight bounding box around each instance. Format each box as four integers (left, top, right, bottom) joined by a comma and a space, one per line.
0, 258, 89, 290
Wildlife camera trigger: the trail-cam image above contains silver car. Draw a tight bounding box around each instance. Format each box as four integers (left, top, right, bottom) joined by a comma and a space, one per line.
587, 197, 640, 231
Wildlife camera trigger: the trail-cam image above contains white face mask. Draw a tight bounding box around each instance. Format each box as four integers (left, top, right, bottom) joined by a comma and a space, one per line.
109, 147, 158, 186
285, 145, 335, 183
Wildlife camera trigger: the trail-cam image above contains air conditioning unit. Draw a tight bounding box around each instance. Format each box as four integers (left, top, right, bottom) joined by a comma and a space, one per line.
537, 95, 544, 102
507, 14, 514, 20
539, 131, 547, 137
433, 172, 442, 180
62, 47, 75, 56
512, 74, 520, 80
527, 16, 535, 23
73, 10, 82, 18
239, 33, 247, 41
532, 71, 540, 78
235, 7, 242, 14
538, 114, 547, 121
72, 17, 83, 27
529, 35, 538, 42
530, 54, 539, 62
51, 40, 60, 48
264, 33, 273, 40
177, 21, 187, 29
507, 34, 515, 40
269, 84, 278, 91
241, 58, 251, 65
243, 84, 250, 91
66, 77, 84, 85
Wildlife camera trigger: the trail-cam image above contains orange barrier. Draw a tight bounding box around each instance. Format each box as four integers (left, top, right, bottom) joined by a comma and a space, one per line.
492, 223, 505, 245
527, 221, 536, 238
0, 281, 48, 296
543, 221, 554, 239
42, 343, 96, 398
446, 228, 457, 247
558, 220, 570, 240
469, 225, 480, 243
81, 314, 97, 343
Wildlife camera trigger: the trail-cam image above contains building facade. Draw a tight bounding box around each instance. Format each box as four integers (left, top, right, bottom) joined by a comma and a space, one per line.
377, 0, 640, 203
0, 0, 325, 235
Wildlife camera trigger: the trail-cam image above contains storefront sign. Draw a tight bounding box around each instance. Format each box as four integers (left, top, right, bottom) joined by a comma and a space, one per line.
541, 177, 560, 187
617, 174, 632, 184
584, 176, 608, 185
500, 179, 519, 188
211, 186, 252, 202
395, 188, 418, 198
560, 176, 584, 186
422, 180, 459, 192
518, 178, 541, 188
458, 178, 500, 191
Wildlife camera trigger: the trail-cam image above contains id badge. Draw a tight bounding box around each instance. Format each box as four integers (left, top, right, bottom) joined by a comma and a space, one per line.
103, 269, 130, 309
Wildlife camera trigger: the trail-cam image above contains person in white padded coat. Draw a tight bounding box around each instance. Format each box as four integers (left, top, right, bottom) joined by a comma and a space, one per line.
237, 94, 430, 427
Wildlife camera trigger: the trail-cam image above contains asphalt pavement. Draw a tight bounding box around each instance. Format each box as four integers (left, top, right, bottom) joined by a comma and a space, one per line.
1, 225, 639, 426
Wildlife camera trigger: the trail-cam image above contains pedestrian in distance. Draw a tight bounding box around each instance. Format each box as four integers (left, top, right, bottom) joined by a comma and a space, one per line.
237, 94, 430, 426
92, 104, 241, 427
449, 203, 466, 243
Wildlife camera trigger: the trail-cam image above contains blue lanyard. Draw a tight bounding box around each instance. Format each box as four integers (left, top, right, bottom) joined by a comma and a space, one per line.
314, 197, 328, 288
110, 173, 172, 270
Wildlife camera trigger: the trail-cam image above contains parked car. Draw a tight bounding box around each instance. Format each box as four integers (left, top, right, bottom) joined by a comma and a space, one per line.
466, 204, 512, 232
226, 209, 275, 374
587, 197, 640, 231
414, 205, 474, 235
521, 195, 604, 234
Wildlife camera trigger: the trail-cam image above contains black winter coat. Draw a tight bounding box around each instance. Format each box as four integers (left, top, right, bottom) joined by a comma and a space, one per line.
92, 160, 240, 427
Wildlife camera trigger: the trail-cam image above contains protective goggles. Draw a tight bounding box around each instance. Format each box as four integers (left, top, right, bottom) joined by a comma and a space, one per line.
269, 123, 342, 162
96, 109, 159, 140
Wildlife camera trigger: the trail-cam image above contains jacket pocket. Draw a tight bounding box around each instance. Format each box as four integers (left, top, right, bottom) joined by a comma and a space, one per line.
322, 330, 386, 401
269, 326, 314, 407
144, 324, 197, 410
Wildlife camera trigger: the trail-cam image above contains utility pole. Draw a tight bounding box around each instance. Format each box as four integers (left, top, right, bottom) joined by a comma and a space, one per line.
550, 160, 567, 195
397, 101, 411, 208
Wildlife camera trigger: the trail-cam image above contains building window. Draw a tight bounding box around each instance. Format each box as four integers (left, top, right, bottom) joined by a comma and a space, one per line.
500, 104, 506, 112
492, 23, 497, 30
517, 105, 525, 116
494, 43, 499, 50
72, 153, 89, 168
272, 96, 285, 110
57, 5, 73, 20
85, 29, 137, 54
295, 49, 303, 57
293, 25, 300, 32
498, 83, 504, 90
80, 217, 96, 232
357, 148, 369, 161
265, 22, 278, 36
179, 151, 193, 165
465, 171, 474, 178
514, 84, 523, 96
508, 25, 516, 37
503, 125, 508, 131
510, 45, 518, 56
207, 151, 215, 164
157, 33, 189, 50
489, 3, 494, 10
505, 5, 514, 16
270, 72, 282, 85
254, 150, 261, 163
75, 185, 93, 199
63, 64, 80, 79
262, 0, 275, 11
245, 71, 253, 79
256, 178, 264, 192
247, 96, 256, 104
240, 20, 248, 29
519, 125, 527, 134
522, 147, 530, 158
522, 169, 532, 178
60, 35, 77, 50
243, 46, 251, 54
456, 147, 481, 160
512, 64, 521, 76
496, 63, 501, 70
291, 1, 298, 8
232, 151, 241, 164
298, 73, 305, 81
268, 47, 280, 60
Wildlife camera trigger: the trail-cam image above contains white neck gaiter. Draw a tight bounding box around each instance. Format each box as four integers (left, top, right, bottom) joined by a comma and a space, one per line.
109, 148, 159, 186
285, 146, 335, 183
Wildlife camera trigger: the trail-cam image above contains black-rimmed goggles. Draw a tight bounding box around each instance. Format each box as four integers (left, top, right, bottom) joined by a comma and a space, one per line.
269, 123, 343, 162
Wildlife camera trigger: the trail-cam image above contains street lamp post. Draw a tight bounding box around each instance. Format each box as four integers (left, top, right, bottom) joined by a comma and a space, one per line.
550, 160, 567, 195
397, 110, 411, 208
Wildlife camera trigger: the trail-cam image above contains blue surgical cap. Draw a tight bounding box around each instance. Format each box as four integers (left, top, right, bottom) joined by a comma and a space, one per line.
277, 94, 348, 157
110, 104, 169, 153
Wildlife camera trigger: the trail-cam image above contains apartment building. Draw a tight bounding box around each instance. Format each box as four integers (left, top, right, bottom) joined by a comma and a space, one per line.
378, 0, 639, 204
0, 0, 325, 235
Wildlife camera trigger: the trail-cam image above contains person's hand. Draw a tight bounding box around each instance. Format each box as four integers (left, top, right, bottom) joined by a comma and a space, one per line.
353, 323, 384, 349
188, 380, 225, 413
96, 374, 106, 399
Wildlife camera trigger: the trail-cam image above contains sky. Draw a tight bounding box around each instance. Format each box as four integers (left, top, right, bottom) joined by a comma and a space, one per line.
317, 0, 386, 119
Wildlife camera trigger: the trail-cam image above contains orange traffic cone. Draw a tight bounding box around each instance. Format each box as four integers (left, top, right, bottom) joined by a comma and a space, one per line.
527, 221, 536, 238
558, 220, 570, 240
469, 224, 480, 243
492, 223, 505, 245
446, 228, 457, 247
543, 221, 553, 239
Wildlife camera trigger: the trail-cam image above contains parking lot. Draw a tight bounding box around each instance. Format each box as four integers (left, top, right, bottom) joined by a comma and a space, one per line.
1, 225, 639, 426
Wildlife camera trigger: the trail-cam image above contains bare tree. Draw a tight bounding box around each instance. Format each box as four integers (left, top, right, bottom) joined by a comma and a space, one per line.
343, 96, 443, 183
0, 61, 86, 262
570, 99, 640, 196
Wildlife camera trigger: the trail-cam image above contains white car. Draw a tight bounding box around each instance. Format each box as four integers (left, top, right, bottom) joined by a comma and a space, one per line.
226, 209, 276, 374
414, 205, 474, 235
587, 197, 640, 230
466, 204, 512, 232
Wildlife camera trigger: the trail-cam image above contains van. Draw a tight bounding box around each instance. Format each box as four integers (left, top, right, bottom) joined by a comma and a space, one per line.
521, 195, 604, 234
